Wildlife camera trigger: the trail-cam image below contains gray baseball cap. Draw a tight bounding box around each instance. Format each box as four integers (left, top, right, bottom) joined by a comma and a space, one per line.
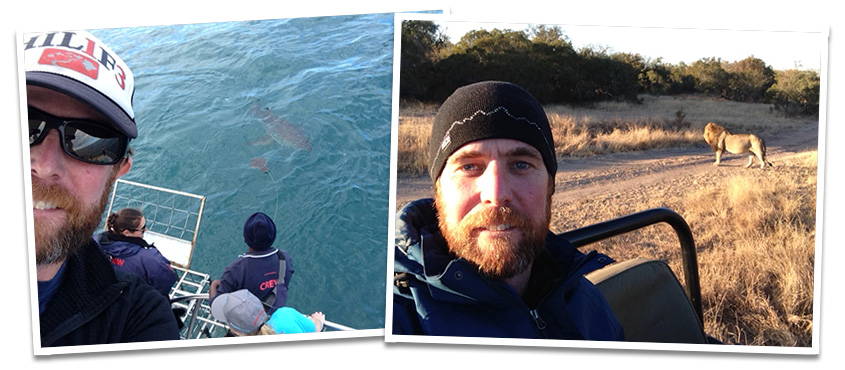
210, 289, 269, 334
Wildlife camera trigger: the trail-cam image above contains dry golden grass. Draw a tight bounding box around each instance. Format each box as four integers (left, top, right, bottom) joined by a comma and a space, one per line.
548, 151, 817, 346
548, 113, 700, 157
682, 152, 817, 346
397, 115, 432, 175
398, 95, 815, 175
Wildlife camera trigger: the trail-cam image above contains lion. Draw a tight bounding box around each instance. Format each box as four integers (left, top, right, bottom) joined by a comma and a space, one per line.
703, 122, 772, 169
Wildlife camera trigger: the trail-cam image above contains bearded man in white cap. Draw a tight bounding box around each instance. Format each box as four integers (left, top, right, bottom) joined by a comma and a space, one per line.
24, 30, 180, 346
392, 81, 624, 340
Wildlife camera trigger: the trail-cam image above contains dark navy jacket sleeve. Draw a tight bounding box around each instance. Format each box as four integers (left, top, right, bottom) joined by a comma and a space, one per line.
392, 290, 424, 335
40, 242, 181, 346
141, 249, 178, 297
565, 278, 625, 341
120, 275, 182, 342
217, 262, 241, 296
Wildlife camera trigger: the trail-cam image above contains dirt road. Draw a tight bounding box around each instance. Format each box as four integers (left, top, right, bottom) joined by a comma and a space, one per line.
394, 123, 821, 225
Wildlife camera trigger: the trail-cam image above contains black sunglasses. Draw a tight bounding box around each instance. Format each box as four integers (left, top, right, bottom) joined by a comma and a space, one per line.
130, 222, 147, 233
28, 106, 129, 165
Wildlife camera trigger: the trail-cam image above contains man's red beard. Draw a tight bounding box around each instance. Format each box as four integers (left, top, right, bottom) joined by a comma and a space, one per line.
32, 174, 117, 265
435, 187, 551, 280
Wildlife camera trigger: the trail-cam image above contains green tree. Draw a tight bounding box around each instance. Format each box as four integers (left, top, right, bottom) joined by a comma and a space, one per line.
400, 20, 448, 100
767, 69, 820, 116
453, 28, 532, 55
668, 62, 697, 94
723, 56, 775, 102
527, 24, 572, 48
432, 29, 537, 101
578, 50, 639, 103
686, 57, 730, 96
417, 26, 651, 105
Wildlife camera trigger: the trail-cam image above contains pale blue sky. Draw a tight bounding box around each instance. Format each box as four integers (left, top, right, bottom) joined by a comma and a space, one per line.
437, 20, 824, 71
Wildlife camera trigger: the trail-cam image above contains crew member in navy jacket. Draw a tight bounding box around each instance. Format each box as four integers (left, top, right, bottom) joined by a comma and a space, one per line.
97, 208, 178, 297
209, 212, 294, 314
392, 81, 624, 340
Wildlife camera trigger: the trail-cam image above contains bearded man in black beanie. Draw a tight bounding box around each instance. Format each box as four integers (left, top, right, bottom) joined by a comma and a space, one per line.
392, 81, 624, 340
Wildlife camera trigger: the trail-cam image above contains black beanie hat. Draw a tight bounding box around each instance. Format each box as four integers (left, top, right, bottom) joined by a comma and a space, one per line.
243, 212, 276, 251
428, 81, 556, 182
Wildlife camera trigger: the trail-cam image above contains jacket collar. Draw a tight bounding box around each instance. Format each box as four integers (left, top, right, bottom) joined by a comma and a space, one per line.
394, 198, 614, 308
97, 231, 152, 249
240, 247, 278, 258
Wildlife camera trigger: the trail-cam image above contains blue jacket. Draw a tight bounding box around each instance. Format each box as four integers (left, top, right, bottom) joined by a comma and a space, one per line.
40, 239, 180, 346
216, 248, 294, 313
393, 199, 624, 340
266, 307, 316, 334
96, 232, 178, 297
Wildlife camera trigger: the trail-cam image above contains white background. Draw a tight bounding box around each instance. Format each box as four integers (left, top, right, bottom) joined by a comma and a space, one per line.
3, 0, 839, 368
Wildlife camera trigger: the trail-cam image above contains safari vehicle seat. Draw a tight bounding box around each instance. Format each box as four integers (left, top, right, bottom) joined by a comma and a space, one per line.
585, 258, 708, 344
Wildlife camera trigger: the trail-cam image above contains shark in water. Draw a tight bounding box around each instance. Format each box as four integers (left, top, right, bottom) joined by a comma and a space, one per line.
249, 100, 312, 151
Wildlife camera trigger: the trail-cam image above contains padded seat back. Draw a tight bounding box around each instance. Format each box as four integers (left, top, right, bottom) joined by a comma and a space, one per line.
585, 258, 707, 344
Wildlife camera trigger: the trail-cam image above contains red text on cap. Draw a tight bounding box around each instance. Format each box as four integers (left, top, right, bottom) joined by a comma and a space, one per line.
23, 31, 127, 91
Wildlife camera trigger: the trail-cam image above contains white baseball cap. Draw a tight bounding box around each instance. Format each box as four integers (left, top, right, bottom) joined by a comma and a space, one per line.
23, 30, 137, 138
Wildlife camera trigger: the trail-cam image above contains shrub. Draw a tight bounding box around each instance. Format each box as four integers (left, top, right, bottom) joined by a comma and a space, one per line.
767, 69, 821, 117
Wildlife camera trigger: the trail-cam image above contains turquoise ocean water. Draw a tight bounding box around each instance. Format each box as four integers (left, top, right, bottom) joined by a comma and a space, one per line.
91, 13, 395, 330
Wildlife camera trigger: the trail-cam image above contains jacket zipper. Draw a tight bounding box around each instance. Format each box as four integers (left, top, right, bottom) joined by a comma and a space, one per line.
530, 309, 547, 333
474, 271, 549, 338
